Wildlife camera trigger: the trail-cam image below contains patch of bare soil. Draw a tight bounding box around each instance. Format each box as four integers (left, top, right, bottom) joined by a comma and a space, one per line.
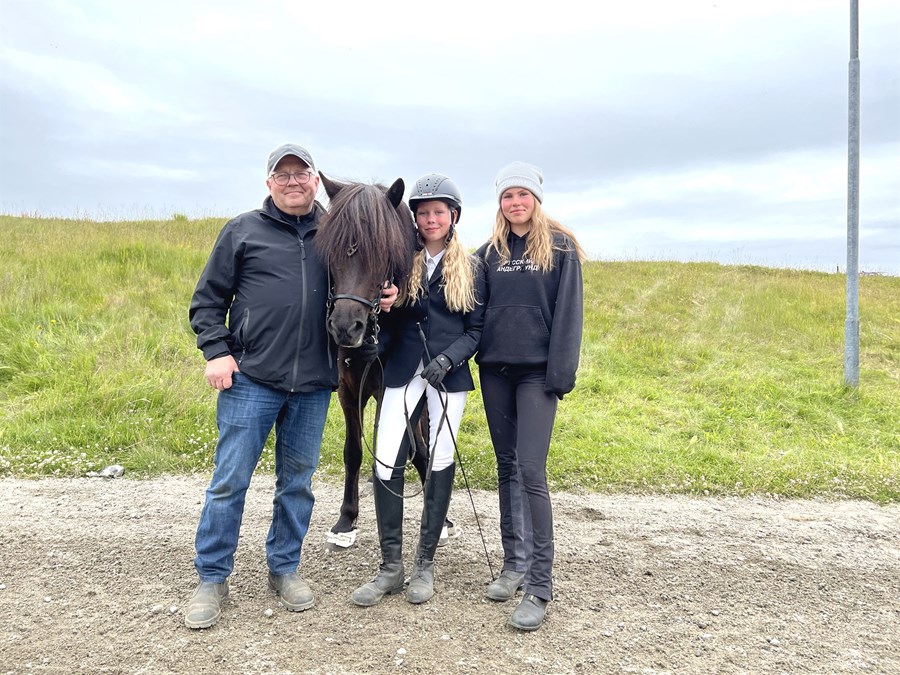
0, 476, 897, 674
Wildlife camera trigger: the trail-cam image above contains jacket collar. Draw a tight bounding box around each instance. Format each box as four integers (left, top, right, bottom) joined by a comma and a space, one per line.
260, 196, 323, 232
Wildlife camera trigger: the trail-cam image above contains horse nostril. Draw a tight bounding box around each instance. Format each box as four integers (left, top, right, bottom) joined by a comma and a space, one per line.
351, 320, 365, 341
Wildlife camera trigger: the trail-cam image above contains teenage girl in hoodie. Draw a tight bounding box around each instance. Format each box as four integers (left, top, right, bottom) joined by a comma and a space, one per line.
476, 162, 585, 631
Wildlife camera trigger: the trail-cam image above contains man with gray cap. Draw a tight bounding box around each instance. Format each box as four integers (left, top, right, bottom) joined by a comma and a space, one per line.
184, 143, 394, 629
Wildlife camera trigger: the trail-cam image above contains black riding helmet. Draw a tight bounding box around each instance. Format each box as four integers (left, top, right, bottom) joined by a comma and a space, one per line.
408, 174, 463, 224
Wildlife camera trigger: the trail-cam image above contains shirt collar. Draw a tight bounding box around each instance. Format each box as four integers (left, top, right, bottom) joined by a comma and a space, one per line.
424, 248, 446, 267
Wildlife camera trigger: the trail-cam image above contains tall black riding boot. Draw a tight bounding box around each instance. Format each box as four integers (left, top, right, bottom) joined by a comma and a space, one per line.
406, 464, 455, 604
351, 475, 405, 606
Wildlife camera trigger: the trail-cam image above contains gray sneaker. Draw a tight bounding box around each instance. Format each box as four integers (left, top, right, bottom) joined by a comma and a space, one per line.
268, 572, 314, 611
184, 580, 229, 629
486, 570, 525, 602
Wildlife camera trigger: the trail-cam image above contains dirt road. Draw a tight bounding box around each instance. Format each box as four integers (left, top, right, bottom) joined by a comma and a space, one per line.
0, 477, 897, 674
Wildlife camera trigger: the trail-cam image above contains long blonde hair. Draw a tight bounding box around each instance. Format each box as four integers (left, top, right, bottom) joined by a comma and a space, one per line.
404, 233, 478, 313
488, 201, 586, 272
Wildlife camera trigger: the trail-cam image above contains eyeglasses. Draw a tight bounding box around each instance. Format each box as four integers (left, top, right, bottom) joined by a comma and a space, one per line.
270, 171, 315, 186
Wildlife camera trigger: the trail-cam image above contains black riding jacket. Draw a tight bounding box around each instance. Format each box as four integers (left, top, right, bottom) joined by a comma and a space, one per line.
475, 231, 583, 397
378, 256, 487, 392
189, 197, 338, 392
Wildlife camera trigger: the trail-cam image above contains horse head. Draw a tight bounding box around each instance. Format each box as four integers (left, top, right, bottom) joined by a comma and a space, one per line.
316, 173, 417, 347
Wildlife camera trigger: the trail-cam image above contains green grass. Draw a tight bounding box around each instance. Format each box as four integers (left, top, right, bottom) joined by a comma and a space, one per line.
1, 215, 898, 501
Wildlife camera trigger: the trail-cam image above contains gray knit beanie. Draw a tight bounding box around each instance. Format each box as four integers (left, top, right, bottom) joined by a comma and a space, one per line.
495, 161, 544, 203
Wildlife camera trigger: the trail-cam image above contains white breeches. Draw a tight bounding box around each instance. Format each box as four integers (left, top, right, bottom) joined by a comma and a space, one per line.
373, 361, 468, 481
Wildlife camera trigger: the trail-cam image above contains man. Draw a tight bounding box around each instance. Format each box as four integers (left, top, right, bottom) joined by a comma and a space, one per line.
185, 143, 395, 629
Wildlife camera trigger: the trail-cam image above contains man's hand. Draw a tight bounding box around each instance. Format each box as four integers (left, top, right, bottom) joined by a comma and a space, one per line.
421, 354, 452, 387
379, 281, 398, 313
205, 355, 239, 391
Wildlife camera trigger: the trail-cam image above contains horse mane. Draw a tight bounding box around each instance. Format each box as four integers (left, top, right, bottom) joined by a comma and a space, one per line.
315, 181, 417, 282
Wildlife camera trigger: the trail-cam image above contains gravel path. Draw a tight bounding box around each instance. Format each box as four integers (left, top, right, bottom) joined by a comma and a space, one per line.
0, 476, 898, 674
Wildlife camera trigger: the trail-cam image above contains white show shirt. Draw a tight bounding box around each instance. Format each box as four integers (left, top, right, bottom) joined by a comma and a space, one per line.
424, 248, 446, 281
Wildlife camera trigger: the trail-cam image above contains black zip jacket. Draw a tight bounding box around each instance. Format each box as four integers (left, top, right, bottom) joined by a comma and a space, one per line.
378, 256, 487, 392
475, 231, 583, 397
189, 197, 337, 392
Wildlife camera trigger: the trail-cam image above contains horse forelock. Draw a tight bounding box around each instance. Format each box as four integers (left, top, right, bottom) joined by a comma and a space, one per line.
317, 181, 416, 281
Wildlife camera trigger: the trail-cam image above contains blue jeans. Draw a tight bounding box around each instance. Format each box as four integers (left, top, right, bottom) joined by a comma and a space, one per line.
194, 372, 331, 582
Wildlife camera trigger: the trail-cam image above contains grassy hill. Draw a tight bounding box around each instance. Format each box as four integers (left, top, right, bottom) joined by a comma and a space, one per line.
1, 215, 897, 501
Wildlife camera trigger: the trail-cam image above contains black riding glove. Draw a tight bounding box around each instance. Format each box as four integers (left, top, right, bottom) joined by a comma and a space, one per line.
421, 354, 452, 387
357, 339, 379, 364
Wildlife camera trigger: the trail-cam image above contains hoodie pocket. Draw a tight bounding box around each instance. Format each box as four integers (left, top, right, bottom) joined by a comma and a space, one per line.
482, 304, 550, 360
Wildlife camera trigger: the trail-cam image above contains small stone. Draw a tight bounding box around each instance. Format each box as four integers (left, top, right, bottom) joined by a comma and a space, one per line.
264, 608, 274, 617
711, 610, 720, 616
397, 648, 407, 656
603, 630, 613, 637
150, 604, 165, 614
43, 596, 52, 603
768, 637, 781, 647
169, 605, 178, 614
441, 635, 450, 641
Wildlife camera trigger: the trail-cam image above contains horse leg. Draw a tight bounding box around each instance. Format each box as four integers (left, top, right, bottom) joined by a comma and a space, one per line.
410, 409, 430, 484
327, 381, 363, 549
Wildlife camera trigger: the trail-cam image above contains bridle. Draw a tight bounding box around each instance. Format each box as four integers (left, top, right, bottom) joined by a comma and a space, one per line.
325, 243, 387, 322
327, 288, 382, 314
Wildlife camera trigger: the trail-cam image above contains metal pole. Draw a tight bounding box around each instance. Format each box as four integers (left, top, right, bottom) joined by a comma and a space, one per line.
844, 0, 860, 386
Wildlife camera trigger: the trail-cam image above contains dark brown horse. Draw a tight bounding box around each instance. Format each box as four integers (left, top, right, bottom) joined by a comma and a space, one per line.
315, 174, 430, 547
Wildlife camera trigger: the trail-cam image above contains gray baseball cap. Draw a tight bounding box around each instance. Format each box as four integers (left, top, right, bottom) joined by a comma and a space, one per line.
267, 143, 316, 175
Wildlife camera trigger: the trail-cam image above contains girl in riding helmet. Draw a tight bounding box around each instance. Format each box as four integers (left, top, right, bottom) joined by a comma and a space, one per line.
351, 173, 486, 607
476, 161, 585, 631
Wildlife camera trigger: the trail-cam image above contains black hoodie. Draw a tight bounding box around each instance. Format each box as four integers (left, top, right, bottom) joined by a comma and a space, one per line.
475, 231, 583, 397
189, 197, 337, 392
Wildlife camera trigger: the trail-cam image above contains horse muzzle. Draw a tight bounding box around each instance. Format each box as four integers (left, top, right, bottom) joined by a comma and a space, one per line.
327, 301, 369, 348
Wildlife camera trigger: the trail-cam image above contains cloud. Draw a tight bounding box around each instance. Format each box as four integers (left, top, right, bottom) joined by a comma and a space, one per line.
0, 0, 897, 274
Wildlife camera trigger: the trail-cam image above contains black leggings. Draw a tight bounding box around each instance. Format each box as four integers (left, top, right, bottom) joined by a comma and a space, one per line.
479, 364, 558, 601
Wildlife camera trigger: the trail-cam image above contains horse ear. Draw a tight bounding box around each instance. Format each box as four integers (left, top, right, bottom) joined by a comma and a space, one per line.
386, 178, 405, 209
320, 173, 343, 200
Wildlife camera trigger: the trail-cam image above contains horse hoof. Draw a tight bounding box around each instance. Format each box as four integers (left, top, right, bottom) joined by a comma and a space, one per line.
326, 529, 358, 550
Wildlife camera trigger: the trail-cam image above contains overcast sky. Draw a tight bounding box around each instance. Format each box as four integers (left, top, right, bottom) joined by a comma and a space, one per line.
2, 0, 898, 274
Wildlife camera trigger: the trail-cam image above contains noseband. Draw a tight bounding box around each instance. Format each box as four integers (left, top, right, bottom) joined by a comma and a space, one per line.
328, 291, 381, 314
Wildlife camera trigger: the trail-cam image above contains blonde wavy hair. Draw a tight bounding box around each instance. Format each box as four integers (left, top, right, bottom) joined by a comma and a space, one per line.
403, 231, 478, 313
488, 201, 586, 272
